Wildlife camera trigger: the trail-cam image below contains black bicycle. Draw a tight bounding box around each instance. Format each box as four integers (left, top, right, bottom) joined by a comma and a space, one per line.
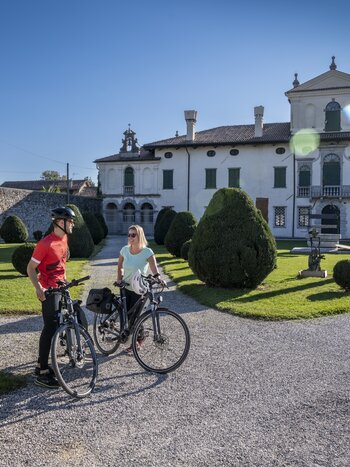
90, 275, 190, 374
49, 275, 98, 398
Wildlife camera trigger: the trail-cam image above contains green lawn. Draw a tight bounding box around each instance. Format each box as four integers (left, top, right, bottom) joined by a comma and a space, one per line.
152, 240, 350, 320
0, 371, 27, 395
0, 243, 91, 314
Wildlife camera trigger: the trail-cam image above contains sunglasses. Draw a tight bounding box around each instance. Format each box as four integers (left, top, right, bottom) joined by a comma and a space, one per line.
128, 233, 137, 238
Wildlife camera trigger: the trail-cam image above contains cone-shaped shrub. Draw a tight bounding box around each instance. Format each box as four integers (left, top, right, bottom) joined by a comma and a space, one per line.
165, 212, 197, 257
154, 208, 171, 239
188, 188, 277, 289
0, 215, 28, 243
33, 230, 43, 241
181, 239, 192, 260
154, 209, 177, 245
12, 242, 36, 276
66, 204, 94, 258
82, 212, 104, 245
95, 212, 108, 237
333, 260, 350, 290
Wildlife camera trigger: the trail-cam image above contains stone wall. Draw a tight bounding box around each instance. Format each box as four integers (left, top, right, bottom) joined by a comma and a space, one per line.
0, 188, 102, 240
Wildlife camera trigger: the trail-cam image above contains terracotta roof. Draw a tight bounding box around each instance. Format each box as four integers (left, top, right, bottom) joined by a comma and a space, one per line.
143, 123, 291, 148
94, 148, 160, 163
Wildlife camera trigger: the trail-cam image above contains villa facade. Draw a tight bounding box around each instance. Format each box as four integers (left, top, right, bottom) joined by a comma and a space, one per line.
95, 58, 350, 239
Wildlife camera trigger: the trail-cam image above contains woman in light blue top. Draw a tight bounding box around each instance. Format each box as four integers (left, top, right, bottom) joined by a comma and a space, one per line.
116, 224, 165, 312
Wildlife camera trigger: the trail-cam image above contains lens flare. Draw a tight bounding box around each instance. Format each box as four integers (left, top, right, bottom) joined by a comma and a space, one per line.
343, 104, 350, 124
290, 129, 320, 156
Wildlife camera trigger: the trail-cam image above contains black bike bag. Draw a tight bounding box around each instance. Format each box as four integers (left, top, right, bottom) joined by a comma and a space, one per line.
86, 288, 113, 314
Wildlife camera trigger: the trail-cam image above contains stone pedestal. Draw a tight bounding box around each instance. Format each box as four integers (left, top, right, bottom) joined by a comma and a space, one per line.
298, 269, 327, 278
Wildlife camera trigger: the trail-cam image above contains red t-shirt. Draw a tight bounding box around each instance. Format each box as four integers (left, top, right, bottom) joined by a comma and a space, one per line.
31, 232, 68, 288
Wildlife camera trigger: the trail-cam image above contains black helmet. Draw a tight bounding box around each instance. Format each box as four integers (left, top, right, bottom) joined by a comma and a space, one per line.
51, 207, 75, 221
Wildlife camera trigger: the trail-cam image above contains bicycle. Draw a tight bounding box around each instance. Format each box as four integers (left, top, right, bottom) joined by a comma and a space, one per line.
49, 275, 98, 398
89, 275, 190, 374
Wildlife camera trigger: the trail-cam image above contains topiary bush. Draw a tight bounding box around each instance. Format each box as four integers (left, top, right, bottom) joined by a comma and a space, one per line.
333, 260, 350, 290
95, 212, 108, 237
154, 208, 171, 239
154, 209, 177, 245
82, 212, 104, 245
188, 188, 277, 289
33, 230, 43, 241
165, 211, 197, 257
0, 215, 29, 243
66, 204, 94, 258
12, 242, 36, 276
181, 239, 192, 261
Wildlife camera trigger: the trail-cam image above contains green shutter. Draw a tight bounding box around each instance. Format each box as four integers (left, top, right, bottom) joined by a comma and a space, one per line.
323, 162, 340, 185
228, 168, 240, 188
299, 170, 310, 187
205, 169, 216, 189
274, 167, 286, 188
163, 170, 173, 189
325, 111, 340, 131
124, 167, 134, 186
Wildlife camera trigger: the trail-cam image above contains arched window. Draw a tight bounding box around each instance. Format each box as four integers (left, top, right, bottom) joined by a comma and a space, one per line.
123, 202, 135, 223
105, 203, 118, 234
124, 167, 134, 195
321, 205, 340, 234
323, 154, 340, 186
141, 203, 153, 223
325, 100, 341, 131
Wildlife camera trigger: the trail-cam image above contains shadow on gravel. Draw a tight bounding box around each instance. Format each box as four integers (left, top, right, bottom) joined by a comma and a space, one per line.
0, 366, 167, 428
0, 316, 42, 335
91, 261, 118, 267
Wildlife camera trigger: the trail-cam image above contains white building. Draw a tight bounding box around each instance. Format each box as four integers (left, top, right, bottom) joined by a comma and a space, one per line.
95, 58, 350, 239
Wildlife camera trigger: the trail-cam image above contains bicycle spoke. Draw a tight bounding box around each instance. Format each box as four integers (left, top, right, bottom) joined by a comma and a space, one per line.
93, 311, 122, 355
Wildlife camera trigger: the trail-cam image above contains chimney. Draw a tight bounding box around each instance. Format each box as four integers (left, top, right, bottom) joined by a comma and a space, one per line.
184, 110, 197, 141
254, 106, 264, 137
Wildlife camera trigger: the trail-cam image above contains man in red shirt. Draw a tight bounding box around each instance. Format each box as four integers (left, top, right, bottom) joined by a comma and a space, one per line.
27, 207, 75, 388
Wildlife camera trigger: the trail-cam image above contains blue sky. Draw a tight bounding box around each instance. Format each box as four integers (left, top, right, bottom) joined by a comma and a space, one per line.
1, 0, 350, 184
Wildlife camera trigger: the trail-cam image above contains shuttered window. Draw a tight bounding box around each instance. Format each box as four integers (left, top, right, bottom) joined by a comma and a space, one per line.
228, 168, 240, 188
274, 167, 286, 188
205, 169, 216, 189
163, 170, 173, 189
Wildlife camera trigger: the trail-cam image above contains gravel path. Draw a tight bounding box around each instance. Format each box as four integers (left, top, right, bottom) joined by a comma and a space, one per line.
1, 236, 350, 466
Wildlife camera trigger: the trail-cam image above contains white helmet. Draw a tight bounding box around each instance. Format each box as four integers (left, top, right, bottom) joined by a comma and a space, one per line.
130, 270, 148, 295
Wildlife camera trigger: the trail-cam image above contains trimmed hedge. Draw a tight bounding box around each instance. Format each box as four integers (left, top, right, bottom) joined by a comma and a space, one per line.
12, 243, 36, 276
188, 188, 277, 289
164, 211, 197, 257
95, 212, 108, 237
333, 260, 350, 290
82, 212, 104, 245
181, 239, 192, 260
66, 204, 94, 258
154, 209, 177, 245
0, 215, 28, 243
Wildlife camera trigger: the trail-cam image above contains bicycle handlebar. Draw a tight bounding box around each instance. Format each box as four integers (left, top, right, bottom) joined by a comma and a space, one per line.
47, 275, 91, 294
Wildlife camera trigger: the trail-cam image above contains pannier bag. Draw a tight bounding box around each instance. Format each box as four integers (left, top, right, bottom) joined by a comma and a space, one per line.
86, 287, 114, 314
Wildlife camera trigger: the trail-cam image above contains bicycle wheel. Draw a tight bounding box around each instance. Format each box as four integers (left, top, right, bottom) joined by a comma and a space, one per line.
51, 323, 98, 398
93, 309, 122, 355
132, 308, 190, 374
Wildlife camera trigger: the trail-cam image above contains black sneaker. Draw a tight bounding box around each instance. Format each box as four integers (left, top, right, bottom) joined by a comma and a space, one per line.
33, 366, 55, 377
35, 373, 59, 389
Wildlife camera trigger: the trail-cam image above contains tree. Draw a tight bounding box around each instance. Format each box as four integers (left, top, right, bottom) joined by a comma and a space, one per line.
82, 212, 104, 245
41, 170, 67, 180
164, 211, 197, 257
188, 188, 277, 289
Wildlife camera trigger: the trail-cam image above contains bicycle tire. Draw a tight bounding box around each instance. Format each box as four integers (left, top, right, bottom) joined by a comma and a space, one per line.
132, 308, 190, 374
51, 323, 98, 398
93, 309, 122, 355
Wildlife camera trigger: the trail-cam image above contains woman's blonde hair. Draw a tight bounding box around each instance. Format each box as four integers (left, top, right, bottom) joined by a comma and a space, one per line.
128, 225, 148, 249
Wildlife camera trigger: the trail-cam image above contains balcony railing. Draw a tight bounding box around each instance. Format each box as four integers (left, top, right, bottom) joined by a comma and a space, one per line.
310, 185, 350, 198
123, 185, 134, 196
297, 187, 310, 197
